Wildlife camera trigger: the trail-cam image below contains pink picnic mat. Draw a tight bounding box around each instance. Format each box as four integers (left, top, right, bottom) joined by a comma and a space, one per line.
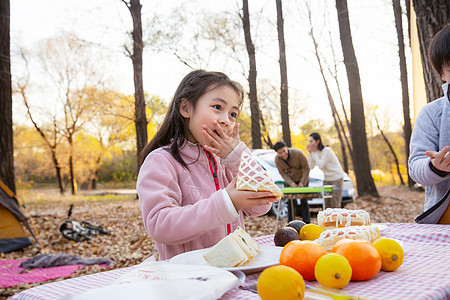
0, 259, 82, 288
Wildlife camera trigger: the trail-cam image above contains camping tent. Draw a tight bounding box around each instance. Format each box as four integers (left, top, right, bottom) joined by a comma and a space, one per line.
0, 181, 38, 253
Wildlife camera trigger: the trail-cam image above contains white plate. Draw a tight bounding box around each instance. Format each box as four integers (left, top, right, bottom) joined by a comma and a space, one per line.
169, 245, 283, 274
230, 270, 246, 284
374, 224, 388, 233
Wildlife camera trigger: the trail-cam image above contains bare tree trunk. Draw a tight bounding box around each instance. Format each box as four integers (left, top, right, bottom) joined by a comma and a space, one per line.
375, 115, 405, 186
332, 72, 353, 156
242, 0, 262, 149
62, 87, 78, 195
393, 0, 414, 188
305, 2, 351, 173
390, 168, 396, 185
91, 158, 101, 190
328, 91, 350, 173
259, 107, 274, 149
20, 80, 65, 194
304, 4, 349, 172
328, 31, 353, 160
0, 0, 15, 194
26, 113, 64, 195
339, 133, 349, 173
276, 0, 291, 147
90, 142, 104, 190
412, 0, 449, 102
404, 0, 411, 46
335, 0, 378, 197
68, 136, 77, 195
124, 0, 148, 161
50, 150, 64, 194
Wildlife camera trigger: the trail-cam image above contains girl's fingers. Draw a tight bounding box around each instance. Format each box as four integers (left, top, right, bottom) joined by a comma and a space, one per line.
204, 144, 219, 155
212, 120, 227, 138
253, 193, 277, 199
202, 126, 221, 147
239, 191, 276, 199
202, 124, 217, 139
247, 198, 278, 206
232, 123, 240, 139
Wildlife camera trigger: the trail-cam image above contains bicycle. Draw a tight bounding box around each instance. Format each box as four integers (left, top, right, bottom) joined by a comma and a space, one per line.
59, 204, 110, 242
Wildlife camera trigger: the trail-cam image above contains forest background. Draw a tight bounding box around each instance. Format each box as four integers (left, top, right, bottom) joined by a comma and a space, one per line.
7, 0, 442, 194
2, 0, 449, 297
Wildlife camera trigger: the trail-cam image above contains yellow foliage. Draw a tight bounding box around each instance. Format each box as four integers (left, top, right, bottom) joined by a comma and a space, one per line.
15, 88, 168, 187
237, 111, 252, 147
291, 133, 309, 153
14, 125, 57, 182
371, 167, 407, 186
371, 169, 386, 182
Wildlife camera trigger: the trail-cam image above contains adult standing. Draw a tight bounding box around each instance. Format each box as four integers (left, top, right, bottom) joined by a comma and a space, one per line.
307, 132, 344, 209
273, 141, 310, 223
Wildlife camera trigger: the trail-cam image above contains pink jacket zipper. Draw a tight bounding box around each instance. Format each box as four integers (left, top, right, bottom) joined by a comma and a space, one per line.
204, 149, 231, 235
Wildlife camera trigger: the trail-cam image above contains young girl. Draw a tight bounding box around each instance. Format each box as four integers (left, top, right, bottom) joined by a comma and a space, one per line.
307, 132, 344, 209
137, 70, 276, 260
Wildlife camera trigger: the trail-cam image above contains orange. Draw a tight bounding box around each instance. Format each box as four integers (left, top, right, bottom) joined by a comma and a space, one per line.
280, 240, 326, 281
257, 265, 305, 300
331, 239, 381, 281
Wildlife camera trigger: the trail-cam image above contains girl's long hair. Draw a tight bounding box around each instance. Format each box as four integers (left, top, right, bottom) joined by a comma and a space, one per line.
139, 70, 244, 169
309, 132, 325, 151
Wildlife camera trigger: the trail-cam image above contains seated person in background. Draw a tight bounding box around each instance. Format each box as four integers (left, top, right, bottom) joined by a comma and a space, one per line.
273, 141, 310, 223
307, 132, 344, 209
409, 24, 450, 224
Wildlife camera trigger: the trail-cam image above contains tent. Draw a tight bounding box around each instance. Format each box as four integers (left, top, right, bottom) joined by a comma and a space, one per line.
0, 181, 41, 253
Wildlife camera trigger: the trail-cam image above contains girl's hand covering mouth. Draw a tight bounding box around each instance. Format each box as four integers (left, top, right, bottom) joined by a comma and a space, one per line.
202, 121, 240, 159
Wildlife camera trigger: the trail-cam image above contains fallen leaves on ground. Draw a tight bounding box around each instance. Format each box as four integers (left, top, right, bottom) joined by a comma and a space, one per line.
344, 185, 425, 223
0, 185, 424, 299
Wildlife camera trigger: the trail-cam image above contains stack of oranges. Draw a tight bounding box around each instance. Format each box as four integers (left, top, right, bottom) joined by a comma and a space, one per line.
279, 240, 325, 281
279, 237, 403, 284
258, 229, 404, 299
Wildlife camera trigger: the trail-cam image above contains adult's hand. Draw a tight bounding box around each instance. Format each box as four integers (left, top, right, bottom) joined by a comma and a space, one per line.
426, 146, 450, 172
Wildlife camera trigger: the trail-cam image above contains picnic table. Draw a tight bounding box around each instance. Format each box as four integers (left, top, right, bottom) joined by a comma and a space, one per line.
276, 186, 333, 228
10, 223, 450, 300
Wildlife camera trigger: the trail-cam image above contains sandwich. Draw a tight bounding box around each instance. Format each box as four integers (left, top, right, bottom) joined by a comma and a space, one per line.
236, 152, 283, 200
203, 226, 259, 268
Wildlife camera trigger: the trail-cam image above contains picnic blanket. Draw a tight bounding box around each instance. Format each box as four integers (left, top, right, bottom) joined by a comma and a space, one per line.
1, 254, 115, 288
0, 259, 81, 289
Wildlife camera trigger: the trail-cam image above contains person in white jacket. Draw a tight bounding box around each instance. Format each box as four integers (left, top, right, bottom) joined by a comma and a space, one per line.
307, 132, 344, 208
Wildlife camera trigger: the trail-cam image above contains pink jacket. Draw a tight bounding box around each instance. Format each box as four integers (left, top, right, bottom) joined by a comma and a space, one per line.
137, 141, 272, 260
